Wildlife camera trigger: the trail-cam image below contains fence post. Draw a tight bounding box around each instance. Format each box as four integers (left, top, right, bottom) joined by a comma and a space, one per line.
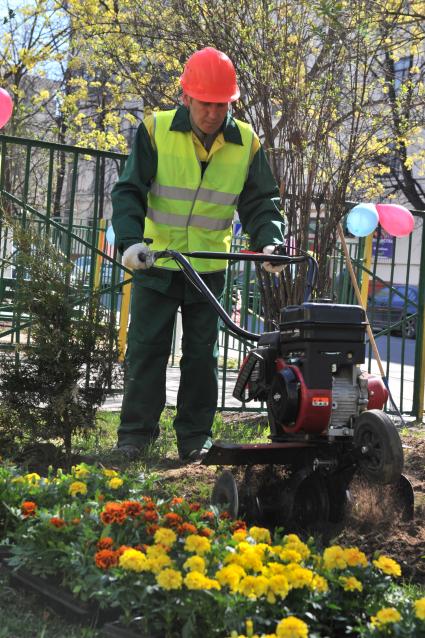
413, 217, 425, 423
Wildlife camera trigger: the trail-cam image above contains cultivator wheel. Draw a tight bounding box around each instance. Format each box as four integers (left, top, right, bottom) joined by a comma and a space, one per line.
353, 409, 404, 484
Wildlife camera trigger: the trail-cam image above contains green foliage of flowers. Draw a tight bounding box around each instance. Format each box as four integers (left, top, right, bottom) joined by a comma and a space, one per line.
0, 461, 424, 638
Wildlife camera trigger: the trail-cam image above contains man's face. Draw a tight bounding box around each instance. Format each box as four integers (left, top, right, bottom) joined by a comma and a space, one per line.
183, 95, 229, 134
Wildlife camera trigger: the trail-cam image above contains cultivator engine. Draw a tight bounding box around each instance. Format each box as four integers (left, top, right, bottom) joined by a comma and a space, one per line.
138, 244, 414, 532
205, 298, 414, 531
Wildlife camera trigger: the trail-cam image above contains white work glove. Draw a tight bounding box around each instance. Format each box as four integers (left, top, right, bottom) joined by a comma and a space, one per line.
262, 245, 285, 274
122, 243, 154, 270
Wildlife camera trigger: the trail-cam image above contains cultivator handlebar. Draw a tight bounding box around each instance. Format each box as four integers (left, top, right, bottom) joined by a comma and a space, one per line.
138, 243, 318, 343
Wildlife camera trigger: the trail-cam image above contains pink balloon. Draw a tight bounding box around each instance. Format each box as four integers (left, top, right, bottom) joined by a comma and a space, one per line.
376, 203, 415, 237
0, 88, 13, 128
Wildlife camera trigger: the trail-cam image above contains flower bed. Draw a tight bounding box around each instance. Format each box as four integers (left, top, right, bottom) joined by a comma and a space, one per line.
1, 461, 424, 637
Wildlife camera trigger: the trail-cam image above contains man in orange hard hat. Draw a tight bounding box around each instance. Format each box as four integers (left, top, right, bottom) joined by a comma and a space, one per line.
112, 47, 286, 462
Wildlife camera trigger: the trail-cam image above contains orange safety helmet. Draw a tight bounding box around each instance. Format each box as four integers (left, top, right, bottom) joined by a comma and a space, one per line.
180, 47, 240, 103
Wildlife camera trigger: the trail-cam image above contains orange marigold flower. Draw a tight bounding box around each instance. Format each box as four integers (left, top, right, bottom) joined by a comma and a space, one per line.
71, 518, 81, 525
95, 549, 119, 570
21, 501, 37, 517
147, 524, 160, 536
219, 511, 231, 520
122, 501, 144, 518
97, 537, 114, 550
170, 497, 184, 505
178, 522, 198, 536
164, 512, 183, 527
100, 502, 126, 525
143, 509, 159, 523
141, 496, 156, 509
189, 503, 201, 512
198, 527, 214, 538
201, 511, 215, 521
97, 494, 105, 502
231, 520, 247, 532
50, 517, 66, 528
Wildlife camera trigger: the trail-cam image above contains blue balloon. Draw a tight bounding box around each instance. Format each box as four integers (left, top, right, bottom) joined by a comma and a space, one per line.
346, 203, 379, 237
106, 224, 115, 246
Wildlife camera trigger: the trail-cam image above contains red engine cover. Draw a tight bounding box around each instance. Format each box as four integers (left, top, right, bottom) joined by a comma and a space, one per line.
361, 372, 389, 409
280, 363, 332, 435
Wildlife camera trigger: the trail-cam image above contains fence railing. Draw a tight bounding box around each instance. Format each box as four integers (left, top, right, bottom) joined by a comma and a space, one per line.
1, 134, 424, 421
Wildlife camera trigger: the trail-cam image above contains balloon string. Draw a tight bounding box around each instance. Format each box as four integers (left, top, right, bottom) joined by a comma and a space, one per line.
337, 223, 405, 425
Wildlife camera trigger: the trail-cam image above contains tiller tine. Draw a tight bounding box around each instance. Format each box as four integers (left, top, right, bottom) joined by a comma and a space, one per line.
396, 474, 415, 521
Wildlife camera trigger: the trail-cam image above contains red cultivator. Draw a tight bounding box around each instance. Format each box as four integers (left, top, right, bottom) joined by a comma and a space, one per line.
140, 245, 414, 532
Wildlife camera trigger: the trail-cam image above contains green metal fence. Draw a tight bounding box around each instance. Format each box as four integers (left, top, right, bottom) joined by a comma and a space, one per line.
1, 134, 424, 421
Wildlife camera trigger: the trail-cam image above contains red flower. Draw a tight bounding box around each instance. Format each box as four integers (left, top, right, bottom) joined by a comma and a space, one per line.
97, 537, 114, 550
143, 509, 159, 523
219, 511, 231, 520
95, 549, 119, 570
122, 501, 143, 518
146, 524, 159, 536
50, 517, 66, 528
230, 520, 247, 532
198, 527, 214, 538
177, 522, 197, 536
164, 512, 183, 528
21, 501, 37, 517
100, 502, 126, 525
201, 511, 215, 522
189, 503, 201, 512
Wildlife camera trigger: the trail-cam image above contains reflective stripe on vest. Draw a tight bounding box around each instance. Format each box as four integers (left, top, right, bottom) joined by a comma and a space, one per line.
145, 109, 253, 272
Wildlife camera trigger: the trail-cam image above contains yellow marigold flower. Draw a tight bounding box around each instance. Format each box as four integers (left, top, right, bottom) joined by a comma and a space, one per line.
119, 548, 149, 572
414, 598, 425, 620
103, 469, 119, 478
276, 616, 309, 638
184, 534, 211, 556
343, 547, 368, 568
267, 575, 289, 603
108, 477, 124, 490
323, 545, 347, 570
156, 568, 183, 590
73, 464, 90, 479
68, 481, 87, 497
148, 554, 173, 573
285, 566, 314, 589
237, 541, 252, 553
239, 549, 264, 573
279, 548, 303, 563
340, 576, 363, 592
238, 575, 268, 599
184, 571, 220, 590
232, 529, 247, 542
24, 472, 41, 485
154, 527, 177, 548
310, 574, 328, 593
248, 526, 272, 544
215, 564, 246, 591
373, 555, 401, 577
371, 607, 401, 628
262, 561, 286, 577
283, 535, 310, 560
183, 555, 206, 573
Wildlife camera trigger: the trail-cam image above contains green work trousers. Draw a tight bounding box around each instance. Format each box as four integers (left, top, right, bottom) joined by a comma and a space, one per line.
118, 279, 221, 457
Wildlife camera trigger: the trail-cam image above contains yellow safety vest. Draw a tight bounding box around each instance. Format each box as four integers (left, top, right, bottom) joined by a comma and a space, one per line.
145, 109, 254, 272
